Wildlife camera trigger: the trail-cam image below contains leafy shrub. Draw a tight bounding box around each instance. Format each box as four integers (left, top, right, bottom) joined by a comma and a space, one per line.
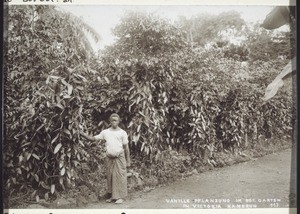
4, 5, 101, 202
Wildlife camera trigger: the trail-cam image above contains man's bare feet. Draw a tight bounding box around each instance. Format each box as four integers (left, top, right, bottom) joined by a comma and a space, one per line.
115, 198, 124, 204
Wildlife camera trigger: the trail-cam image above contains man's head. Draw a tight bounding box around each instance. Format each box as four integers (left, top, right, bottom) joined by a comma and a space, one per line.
109, 113, 120, 129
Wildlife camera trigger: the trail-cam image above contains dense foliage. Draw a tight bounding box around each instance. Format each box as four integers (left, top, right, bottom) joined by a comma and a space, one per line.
4, 5, 101, 201
4, 6, 294, 205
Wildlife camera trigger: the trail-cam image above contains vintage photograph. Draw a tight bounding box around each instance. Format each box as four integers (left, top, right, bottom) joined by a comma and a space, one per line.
3, 1, 297, 212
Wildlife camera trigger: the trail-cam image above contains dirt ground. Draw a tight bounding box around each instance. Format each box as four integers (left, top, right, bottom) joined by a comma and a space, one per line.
85, 148, 296, 209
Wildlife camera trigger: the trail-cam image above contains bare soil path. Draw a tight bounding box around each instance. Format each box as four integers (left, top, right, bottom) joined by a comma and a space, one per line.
86, 148, 296, 209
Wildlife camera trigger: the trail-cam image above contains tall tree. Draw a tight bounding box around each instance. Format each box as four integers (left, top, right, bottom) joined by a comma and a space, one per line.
177, 11, 246, 47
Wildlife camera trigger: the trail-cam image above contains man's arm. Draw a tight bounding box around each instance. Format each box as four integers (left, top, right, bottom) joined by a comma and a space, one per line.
80, 130, 97, 141
123, 144, 131, 167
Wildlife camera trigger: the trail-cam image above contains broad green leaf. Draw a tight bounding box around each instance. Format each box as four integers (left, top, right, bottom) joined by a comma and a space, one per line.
55, 103, 64, 110
63, 129, 71, 136
76, 74, 87, 82
59, 177, 64, 185
128, 121, 134, 128
104, 77, 110, 84
32, 154, 40, 160
61, 79, 68, 86
51, 134, 59, 144
17, 168, 22, 174
63, 94, 71, 99
67, 84, 73, 95
67, 169, 71, 178
26, 153, 32, 161
46, 76, 50, 85
35, 124, 45, 133
54, 143, 62, 154
60, 167, 66, 176
34, 174, 39, 182
79, 140, 84, 147
136, 96, 141, 104
50, 75, 61, 79
19, 155, 23, 162
51, 184, 55, 194
137, 124, 141, 132
139, 111, 146, 117
40, 181, 50, 189
132, 133, 140, 142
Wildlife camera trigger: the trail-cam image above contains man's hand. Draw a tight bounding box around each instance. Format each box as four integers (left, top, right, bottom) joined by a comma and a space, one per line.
79, 130, 96, 141
123, 144, 131, 168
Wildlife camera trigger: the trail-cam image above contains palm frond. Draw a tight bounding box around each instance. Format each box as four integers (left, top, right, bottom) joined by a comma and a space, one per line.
56, 7, 102, 53
263, 57, 296, 101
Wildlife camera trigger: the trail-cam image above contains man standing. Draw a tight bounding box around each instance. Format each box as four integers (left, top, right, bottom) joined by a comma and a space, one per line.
80, 113, 131, 204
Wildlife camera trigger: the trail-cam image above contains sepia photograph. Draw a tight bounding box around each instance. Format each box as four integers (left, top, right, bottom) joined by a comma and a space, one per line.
3, 0, 297, 213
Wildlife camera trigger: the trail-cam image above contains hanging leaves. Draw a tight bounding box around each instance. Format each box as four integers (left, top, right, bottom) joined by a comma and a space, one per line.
67, 84, 73, 95
3, 5, 103, 199
51, 184, 55, 194
60, 167, 66, 176
104, 77, 110, 84
32, 154, 40, 160
54, 143, 62, 154
51, 134, 60, 144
